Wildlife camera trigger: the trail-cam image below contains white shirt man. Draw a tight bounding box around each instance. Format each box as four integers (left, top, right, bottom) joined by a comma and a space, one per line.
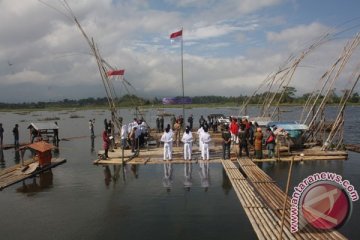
120, 124, 128, 148
200, 129, 211, 160
181, 129, 193, 160
197, 126, 204, 151
161, 129, 173, 160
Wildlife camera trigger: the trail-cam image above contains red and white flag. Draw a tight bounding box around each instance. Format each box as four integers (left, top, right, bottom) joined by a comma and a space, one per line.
107, 69, 125, 76
170, 29, 182, 42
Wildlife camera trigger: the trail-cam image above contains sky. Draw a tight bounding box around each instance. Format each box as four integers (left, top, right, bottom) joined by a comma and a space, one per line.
1, 0, 360, 103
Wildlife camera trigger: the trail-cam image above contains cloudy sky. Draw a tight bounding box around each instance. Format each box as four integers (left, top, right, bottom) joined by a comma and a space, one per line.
1, 0, 360, 103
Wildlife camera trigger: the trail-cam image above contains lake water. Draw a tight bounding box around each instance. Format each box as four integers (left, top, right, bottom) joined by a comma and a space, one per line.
0, 106, 359, 239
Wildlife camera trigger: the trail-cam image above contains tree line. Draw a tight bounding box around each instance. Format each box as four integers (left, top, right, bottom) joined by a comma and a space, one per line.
0, 88, 359, 110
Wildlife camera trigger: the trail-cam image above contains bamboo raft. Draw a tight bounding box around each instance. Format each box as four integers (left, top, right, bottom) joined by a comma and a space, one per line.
94, 145, 236, 165
94, 142, 347, 165
345, 144, 360, 153
0, 158, 66, 191
222, 158, 346, 239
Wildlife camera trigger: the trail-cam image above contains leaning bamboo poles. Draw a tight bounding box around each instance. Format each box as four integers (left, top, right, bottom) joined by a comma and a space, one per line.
42, 0, 126, 130
322, 71, 360, 150
302, 33, 360, 147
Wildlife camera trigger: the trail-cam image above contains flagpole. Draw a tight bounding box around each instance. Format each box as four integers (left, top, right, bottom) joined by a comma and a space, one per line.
181, 27, 185, 129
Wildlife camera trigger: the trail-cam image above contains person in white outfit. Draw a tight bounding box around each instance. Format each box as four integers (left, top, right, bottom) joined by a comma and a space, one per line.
161, 127, 173, 160
197, 124, 204, 151
200, 127, 211, 160
181, 127, 193, 160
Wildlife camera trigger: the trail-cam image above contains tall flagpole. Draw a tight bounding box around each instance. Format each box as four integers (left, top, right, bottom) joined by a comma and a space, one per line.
181, 27, 185, 129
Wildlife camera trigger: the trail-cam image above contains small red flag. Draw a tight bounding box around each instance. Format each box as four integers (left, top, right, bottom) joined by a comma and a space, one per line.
107, 69, 125, 76
170, 30, 182, 39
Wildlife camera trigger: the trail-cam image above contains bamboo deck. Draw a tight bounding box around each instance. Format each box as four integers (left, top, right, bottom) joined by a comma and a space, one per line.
94, 145, 235, 165
222, 158, 346, 239
0, 158, 66, 191
94, 143, 347, 165
345, 144, 360, 153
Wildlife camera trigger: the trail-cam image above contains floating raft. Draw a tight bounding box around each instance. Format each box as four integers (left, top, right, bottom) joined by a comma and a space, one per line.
222, 158, 346, 239
94, 146, 236, 165
0, 158, 66, 191
345, 144, 360, 153
94, 143, 347, 165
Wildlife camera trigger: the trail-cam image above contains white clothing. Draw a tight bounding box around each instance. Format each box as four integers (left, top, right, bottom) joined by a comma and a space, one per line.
181, 132, 193, 160
135, 128, 142, 139
199, 160, 209, 188
201, 132, 211, 160
184, 163, 192, 188
120, 125, 128, 140
163, 162, 173, 188
197, 127, 204, 149
161, 132, 173, 160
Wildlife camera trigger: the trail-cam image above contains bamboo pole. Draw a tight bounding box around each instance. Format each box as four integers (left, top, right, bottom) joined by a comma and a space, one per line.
279, 155, 294, 240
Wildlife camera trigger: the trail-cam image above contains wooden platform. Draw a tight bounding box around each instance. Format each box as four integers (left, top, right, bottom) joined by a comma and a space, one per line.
345, 144, 360, 153
0, 158, 66, 191
222, 158, 346, 239
94, 143, 347, 165
94, 145, 234, 165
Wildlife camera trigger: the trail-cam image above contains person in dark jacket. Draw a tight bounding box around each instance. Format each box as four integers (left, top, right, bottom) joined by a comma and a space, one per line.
222, 126, 231, 159
238, 125, 249, 158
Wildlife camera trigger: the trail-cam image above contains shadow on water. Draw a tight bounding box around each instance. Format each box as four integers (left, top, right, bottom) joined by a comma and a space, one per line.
184, 162, 192, 191
0, 149, 5, 169
163, 161, 173, 192
16, 170, 53, 196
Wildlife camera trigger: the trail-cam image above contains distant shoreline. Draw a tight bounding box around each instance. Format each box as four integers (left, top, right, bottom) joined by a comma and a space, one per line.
1, 102, 359, 112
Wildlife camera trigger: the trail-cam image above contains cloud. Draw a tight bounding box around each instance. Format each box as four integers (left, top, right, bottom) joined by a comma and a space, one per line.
0, 0, 358, 103
267, 22, 330, 50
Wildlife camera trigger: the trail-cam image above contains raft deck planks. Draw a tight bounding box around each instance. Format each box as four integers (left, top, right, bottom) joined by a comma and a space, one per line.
222, 158, 346, 240
0, 158, 66, 191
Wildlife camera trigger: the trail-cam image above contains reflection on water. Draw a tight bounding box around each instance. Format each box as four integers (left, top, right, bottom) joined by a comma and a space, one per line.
104, 166, 112, 187
199, 160, 210, 191
0, 108, 359, 239
0, 149, 5, 169
90, 136, 94, 153
184, 162, 192, 191
163, 162, 173, 191
222, 168, 232, 195
16, 170, 53, 196
14, 148, 20, 164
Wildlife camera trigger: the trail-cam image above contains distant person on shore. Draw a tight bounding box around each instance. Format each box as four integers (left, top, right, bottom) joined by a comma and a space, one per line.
160, 116, 164, 132
181, 126, 193, 160
222, 125, 231, 159
12, 124, 19, 146
161, 127, 173, 160
104, 118, 108, 131
89, 120, 95, 137
265, 128, 276, 158
200, 127, 211, 160
156, 117, 160, 133
254, 128, 263, 159
54, 122, 59, 142
0, 123, 4, 146
187, 114, 193, 130
102, 129, 110, 159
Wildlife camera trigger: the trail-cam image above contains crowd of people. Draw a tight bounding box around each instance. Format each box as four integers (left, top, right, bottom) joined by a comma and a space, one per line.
102, 117, 149, 159
223, 117, 276, 159
100, 115, 277, 161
